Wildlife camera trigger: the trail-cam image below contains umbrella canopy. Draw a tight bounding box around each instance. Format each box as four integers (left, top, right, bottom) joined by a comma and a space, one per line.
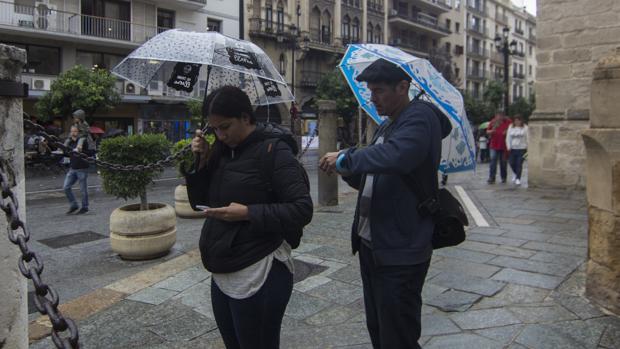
478, 121, 490, 130
112, 29, 293, 105
338, 44, 475, 173
89, 126, 105, 134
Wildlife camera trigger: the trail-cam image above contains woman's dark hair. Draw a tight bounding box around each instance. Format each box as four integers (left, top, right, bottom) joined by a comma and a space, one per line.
202, 86, 255, 124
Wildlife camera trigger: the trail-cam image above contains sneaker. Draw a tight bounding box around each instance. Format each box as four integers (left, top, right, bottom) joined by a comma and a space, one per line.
77, 208, 89, 214
515, 179, 521, 186
511, 175, 517, 183
66, 206, 79, 214
487, 178, 495, 184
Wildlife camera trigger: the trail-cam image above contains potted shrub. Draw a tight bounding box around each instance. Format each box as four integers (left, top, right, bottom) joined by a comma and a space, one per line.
98, 134, 175, 260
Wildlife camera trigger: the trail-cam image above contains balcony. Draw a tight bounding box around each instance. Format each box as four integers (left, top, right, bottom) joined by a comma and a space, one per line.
299, 70, 323, 87
367, 1, 384, 13
342, 37, 361, 46
147, 0, 206, 10
467, 45, 488, 59
467, 67, 487, 80
307, 29, 345, 53
491, 51, 504, 63
495, 13, 508, 24
389, 37, 431, 57
515, 28, 525, 36
249, 18, 296, 40
416, 0, 452, 14
528, 33, 536, 42
0, 1, 165, 47
466, 23, 487, 37
388, 10, 451, 37
513, 71, 526, 80
343, 0, 362, 9
467, 4, 487, 16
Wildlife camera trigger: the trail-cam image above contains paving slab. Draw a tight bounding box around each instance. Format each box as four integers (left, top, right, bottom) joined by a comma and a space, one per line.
450, 308, 521, 330
474, 284, 551, 309
420, 314, 462, 336
424, 333, 504, 349
521, 241, 587, 256
304, 305, 361, 326
515, 324, 591, 349
431, 271, 506, 296
550, 294, 606, 320
426, 289, 482, 312
492, 268, 565, 289
466, 233, 528, 247
488, 255, 575, 277
433, 247, 497, 264
126, 286, 179, 305
147, 310, 216, 342
508, 304, 579, 323
284, 290, 332, 320
307, 279, 363, 305
474, 324, 524, 345
431, 257, 501, 279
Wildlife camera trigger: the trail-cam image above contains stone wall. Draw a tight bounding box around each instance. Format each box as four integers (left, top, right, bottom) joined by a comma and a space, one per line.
529, 0, 620, 188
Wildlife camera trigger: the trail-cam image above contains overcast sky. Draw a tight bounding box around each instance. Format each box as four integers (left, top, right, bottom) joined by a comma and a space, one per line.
515, 0, 537, 16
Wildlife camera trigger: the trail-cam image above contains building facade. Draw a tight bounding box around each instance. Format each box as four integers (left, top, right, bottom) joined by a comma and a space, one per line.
0, 0, 239, 142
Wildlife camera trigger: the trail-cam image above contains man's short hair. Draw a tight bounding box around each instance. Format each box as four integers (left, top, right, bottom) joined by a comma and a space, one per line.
356, 59, 412, 85
72, 109, 85, 120
70, 125, 79, 131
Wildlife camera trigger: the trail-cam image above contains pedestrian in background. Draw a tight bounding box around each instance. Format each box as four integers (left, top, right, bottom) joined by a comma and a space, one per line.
186, 86, 313, 349
487, 113, 512, 184
319, 59, 452, 349
478, 130, 489, 163
506, 115, 528, 186
63, 125, 90, 214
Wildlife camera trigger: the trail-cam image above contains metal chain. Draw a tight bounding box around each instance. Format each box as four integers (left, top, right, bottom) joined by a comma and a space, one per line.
23, 118, 194, 172
0, 162, 79, 349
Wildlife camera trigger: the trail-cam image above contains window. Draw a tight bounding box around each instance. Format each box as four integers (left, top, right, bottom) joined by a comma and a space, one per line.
276, 2, 284, 32
445, 42, 451, 54
446, 19, 451, 31
529, 65, 532, 76
279, 53, 286, 75
367, 22, 374, 43
265, 2, 273, 30
76, 50, 124, 71
519, 85, 523, 98
375, 25, 382, 43
321, 10, 332, 43
14, 0, 34, 14
342, 15, 351, 41
157, 9, 175, 29
529, 45, 533, 56
207, 18, 222, 32
352, 18, 360, 42
10, 43, 60, 75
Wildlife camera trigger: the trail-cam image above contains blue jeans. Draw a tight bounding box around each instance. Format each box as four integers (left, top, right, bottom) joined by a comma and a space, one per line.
64, 168, 88, 209
489, 149, 507, 181
509, 149, 526, 180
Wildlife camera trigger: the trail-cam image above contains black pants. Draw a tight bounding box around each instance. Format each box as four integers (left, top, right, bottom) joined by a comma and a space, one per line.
211, 260, 293, 349
359, 244, 430, 349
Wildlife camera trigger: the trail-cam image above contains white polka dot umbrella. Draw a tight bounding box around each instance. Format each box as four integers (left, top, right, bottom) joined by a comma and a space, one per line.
112, 29, 294, 105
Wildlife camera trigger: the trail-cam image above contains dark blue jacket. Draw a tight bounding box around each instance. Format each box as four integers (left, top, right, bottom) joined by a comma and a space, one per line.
341, 100, 452, 266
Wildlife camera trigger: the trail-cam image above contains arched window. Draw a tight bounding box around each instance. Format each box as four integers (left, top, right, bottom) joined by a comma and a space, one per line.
321, 10, 332, 43
342, 15, 351, 42
367, 22, 373, 43
375, 24, 382, 44
310, 7, 321, 41
279, 53, 287, 76
276, 0, 284, 32
265, 0, 273, 30
352, 18, 360, 42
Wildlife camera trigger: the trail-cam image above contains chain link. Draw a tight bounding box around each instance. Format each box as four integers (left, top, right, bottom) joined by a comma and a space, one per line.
24, 118, 194, 172
0, 162, 79, 349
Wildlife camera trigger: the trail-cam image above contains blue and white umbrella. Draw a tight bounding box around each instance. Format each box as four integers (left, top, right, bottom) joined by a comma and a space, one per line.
339, 44, 475, 173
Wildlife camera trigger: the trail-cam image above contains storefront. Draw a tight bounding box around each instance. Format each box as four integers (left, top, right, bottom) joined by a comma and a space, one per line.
138, 103, 193, 143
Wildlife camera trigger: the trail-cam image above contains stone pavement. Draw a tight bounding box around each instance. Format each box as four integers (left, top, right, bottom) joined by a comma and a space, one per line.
29, 165, 620, 349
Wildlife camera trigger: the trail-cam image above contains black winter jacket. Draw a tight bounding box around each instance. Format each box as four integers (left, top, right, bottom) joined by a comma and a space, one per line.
185, 123, 313, 273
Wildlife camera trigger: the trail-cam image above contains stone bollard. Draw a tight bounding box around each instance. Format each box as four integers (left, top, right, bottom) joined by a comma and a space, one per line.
317, 100, 338, 206
582, 47, 620, 315
0, 44, 28, 348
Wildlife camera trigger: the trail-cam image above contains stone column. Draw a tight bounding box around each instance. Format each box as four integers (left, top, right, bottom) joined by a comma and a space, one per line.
317, 100, 338, 206
582, 47, 620, 316
0, 44, 28, 349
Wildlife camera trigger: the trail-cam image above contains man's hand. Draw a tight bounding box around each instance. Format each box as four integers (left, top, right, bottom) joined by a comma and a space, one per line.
204, 202, 249, 222
319, 151, 340, 175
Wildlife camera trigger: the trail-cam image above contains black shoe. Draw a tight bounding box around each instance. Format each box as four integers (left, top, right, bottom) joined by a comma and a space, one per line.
501, 178, 507, 184
77, 208, 89, 214
487, 178, 495, 184
66, 206, 79, 214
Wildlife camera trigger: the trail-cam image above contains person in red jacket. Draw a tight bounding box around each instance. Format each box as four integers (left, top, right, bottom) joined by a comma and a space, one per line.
486, 113, 512, 184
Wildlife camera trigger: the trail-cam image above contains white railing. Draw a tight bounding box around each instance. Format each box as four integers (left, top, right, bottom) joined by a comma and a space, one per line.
0, 1, 164, 44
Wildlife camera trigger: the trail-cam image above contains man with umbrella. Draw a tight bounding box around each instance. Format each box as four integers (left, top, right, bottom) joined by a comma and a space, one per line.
319, 59, 452, 349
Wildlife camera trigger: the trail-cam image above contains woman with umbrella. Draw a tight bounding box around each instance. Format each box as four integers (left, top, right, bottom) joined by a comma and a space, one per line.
186, 86, 313, 349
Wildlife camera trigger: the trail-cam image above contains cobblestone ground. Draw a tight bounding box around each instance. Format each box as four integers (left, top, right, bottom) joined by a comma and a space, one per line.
30, 165, 620, 349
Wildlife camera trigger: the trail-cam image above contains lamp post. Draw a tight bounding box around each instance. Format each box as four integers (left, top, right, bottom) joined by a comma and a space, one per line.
494, 26, 518, 113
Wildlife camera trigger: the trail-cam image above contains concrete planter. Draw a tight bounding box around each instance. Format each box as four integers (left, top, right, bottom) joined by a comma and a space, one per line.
110, 203, 176, 260
174, 184, 204, 218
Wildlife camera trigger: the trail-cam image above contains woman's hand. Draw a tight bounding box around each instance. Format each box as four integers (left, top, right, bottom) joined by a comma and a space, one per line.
204, 202, 249, 222
192, 129, 210, 170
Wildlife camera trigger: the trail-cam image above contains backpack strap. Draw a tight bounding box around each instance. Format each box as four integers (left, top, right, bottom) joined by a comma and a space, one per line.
259, 137, 280, 194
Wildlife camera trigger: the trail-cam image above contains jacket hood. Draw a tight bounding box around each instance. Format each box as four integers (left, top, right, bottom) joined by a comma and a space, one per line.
416, 100, 453, 139
255, 122, 299, 155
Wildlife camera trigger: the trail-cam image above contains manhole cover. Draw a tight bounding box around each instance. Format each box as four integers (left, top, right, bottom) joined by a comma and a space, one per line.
293, 259, 328, 284
38, 231, 107, 249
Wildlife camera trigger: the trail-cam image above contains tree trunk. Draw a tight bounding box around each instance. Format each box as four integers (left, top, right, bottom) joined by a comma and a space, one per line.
140, 191, 148, 211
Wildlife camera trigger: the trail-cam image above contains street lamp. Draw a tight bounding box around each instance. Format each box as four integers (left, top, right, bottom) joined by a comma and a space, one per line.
494, 26, 518, 113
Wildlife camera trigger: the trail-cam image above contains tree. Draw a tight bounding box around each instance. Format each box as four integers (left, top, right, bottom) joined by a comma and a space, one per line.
98, 134, 171, 210
508, 96, 536, 122
464, 92, 492, 126
186, 99, 204, 129
315, 69, 358, 123
34, 65, 121, 121
483, 80, 505, 114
